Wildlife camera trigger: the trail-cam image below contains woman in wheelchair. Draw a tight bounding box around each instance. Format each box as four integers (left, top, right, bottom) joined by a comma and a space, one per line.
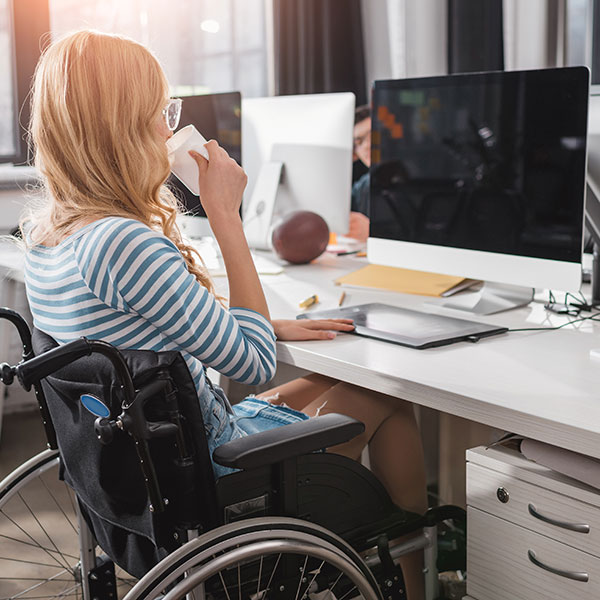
19, 30, 428, 599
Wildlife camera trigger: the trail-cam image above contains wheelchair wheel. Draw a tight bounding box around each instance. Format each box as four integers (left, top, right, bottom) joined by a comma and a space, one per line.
0, 449, 136, 599
125, 516, 383, 600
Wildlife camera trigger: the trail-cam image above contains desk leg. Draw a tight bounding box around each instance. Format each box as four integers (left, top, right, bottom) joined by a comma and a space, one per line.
439, 414, 500, 506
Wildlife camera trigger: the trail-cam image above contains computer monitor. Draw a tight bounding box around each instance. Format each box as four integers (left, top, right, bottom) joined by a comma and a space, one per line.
170, 92, 242, 239
241, 92, 355, 248
369, 67, 589, 314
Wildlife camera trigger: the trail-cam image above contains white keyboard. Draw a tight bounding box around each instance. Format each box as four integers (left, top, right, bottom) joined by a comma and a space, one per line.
189, 238, 284, 276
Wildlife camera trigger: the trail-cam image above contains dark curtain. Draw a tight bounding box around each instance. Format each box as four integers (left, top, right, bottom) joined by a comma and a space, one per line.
593, 0, 600, 84
273, 0, 367, 104
448, 0, 504, 73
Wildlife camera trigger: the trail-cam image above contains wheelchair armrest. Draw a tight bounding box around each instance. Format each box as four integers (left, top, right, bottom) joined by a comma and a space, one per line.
212, 412, 364, 469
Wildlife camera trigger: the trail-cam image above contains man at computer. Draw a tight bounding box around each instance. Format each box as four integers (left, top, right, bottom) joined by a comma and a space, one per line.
348, 105, 371, 242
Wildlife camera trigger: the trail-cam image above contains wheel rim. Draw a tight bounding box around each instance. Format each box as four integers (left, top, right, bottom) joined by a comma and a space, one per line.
0, 450, 135, 599
163, 538, 380, 600
125, 517, 382, 600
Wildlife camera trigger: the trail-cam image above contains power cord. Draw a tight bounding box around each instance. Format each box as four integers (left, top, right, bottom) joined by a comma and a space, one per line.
509, 311, 600, 333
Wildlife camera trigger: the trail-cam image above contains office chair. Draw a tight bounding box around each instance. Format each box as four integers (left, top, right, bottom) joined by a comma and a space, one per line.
0, 307, 464, 600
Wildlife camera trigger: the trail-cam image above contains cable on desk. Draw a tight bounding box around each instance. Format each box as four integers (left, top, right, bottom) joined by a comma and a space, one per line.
509, 311, 600, 333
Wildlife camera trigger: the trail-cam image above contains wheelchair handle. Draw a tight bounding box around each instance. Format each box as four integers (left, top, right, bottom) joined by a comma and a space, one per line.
14, 338, 136, 402
0, 308, 33, 360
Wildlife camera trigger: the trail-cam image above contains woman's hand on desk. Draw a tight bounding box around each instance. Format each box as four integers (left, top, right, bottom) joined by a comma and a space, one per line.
272, 319, 355, 341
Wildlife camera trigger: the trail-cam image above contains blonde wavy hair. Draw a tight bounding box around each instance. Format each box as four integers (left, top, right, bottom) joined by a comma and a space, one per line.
24, 29, 219, 298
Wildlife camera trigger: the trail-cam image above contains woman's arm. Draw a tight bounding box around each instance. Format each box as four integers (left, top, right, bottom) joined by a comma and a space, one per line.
73, 218, 277, 385
190, 143, 269, 320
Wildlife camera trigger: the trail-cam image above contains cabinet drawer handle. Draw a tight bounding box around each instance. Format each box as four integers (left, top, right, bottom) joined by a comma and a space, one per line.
527, 550, 589, 582
528, 503, 590, 534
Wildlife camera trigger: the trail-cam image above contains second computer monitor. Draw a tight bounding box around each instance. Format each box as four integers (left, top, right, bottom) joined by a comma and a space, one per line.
241, 92, 355, 244
369, 67, 589, 305
170, 92, 241, 238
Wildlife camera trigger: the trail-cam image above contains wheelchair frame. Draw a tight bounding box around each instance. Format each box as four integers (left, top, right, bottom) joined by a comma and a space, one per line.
0, 307, 463, 600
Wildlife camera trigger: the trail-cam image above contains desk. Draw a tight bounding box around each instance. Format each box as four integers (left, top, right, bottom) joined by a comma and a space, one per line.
253, 252, 600, 463
3, 243, 600, 460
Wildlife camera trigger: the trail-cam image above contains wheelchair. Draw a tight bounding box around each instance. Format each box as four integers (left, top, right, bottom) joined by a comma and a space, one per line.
0, 307, 464, 600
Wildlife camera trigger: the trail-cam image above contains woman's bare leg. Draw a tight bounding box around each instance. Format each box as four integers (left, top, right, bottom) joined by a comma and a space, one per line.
256, 373, 337, 410
258, 377, 428, 600
301, 382, 427, 600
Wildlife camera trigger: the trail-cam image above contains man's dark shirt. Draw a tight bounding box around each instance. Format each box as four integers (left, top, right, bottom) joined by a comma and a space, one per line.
351, 172, 370, 217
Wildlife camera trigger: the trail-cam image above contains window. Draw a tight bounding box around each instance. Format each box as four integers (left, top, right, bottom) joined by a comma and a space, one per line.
0, 0, 17, 159
565, 0, 600, 87
49, 0, 270, 98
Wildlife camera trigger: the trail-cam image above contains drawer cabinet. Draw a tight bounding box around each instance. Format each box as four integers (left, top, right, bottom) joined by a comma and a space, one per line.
466, 446, 600, 600
468, 507, 600, 600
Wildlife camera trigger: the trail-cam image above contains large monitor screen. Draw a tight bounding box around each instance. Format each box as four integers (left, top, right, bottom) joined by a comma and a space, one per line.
169, 92, 241, 216
371, 67, 589, 265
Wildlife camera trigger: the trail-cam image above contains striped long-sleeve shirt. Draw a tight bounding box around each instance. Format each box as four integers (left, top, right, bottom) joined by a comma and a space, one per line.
24, 217, 277, 404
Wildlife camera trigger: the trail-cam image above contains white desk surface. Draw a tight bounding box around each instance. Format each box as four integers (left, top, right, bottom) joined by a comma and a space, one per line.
250, 252, 600, 462
2, 242, 600, 460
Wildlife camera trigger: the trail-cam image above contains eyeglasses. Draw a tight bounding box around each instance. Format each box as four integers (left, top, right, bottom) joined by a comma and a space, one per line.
353, 132, 370, 151
162, 98, 182, 131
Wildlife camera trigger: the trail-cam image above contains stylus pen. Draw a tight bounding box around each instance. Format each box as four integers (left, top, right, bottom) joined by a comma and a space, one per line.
336, 249, 360, 256
299, 294, 319, 309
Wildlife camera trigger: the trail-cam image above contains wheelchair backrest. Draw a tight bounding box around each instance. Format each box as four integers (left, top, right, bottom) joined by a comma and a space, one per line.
32, 328, 219, 578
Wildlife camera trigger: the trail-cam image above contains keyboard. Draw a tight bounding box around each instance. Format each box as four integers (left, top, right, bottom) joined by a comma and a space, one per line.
189, 238, 284, 276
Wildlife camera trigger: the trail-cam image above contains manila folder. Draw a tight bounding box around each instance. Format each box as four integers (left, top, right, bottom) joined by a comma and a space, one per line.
335, 264, 467, 297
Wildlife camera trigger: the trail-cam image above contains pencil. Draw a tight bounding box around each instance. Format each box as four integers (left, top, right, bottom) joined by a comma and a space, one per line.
338, 291, 346, 307
299, 294, 319, 309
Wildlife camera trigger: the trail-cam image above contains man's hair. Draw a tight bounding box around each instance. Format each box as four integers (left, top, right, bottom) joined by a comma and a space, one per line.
354, 104, 371, 125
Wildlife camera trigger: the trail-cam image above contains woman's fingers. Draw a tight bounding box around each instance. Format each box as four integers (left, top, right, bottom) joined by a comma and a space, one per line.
294, 328, 338, 340
188, 150, 208, 175
300, 319, 355, 331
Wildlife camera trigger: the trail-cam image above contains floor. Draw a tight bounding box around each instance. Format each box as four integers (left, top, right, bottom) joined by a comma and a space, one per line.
0, 409, 47, 479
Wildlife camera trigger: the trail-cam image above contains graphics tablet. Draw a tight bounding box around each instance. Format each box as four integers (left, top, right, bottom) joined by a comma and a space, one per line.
297, 303, 508, 349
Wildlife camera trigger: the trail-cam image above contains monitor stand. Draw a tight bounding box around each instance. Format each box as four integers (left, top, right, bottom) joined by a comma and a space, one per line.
243, 161, 283, 250
438, 282, 534, 315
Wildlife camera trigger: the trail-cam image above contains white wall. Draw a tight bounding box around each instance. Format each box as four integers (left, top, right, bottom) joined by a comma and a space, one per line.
0, 189, 28, 234
503, 0, 557, 71
361, 0, 447, 95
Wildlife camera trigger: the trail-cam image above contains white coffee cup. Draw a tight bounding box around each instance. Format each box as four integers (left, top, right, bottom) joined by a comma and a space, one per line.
166, 124, 209, 196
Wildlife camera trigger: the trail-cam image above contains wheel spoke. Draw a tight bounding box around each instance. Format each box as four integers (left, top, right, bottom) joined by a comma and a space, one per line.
328, 571, 344, 595
261, 553, 282, 600
294, 555, 309, 600
0, 531, 78, 560
337, 584, 358, 600
218, 567, 233, 600
11, 493, 74, 574
300, 560, 325, 600
1, 508, 73, 573
3, 568, 75, 600
0, 555, 72, 569
255, 555, 264, 600
39, 476, 78, 535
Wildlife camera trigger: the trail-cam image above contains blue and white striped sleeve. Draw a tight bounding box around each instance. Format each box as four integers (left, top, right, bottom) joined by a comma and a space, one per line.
73, 218, 277, 385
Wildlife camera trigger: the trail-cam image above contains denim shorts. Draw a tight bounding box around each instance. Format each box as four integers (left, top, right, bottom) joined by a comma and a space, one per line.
232, 397, 309, 435
200, 380, 309, 479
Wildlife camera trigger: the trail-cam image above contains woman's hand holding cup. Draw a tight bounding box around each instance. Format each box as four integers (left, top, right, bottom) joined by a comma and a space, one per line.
189, 140, 247, 224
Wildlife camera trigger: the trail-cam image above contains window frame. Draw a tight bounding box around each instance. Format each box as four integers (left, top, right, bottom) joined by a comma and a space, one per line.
0, 0, 19, 162
1, 0, 50, 165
